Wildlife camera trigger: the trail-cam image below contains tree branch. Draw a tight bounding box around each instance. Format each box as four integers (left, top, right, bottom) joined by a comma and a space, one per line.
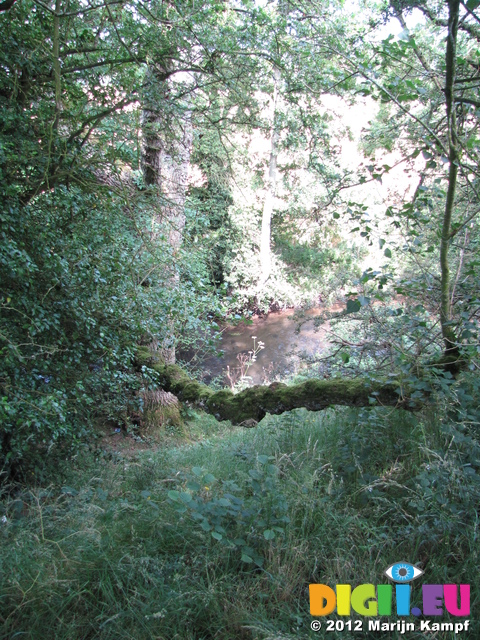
135, 348, 408, 425
413, 2, 480, 43
455, 97, 480, 108
67, 97, 135, 144
32, 0, 126, 17
63, 57, 145, 74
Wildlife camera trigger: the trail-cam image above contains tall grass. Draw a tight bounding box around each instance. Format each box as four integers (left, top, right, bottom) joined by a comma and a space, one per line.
1, 406, 478, 639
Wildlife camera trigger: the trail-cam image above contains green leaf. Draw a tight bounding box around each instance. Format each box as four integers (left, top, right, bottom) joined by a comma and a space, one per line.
346, 299, 361, 314
263, 529, 275, 540
241, 553, 253, 563
253, 555, 264, 567
174, 504, 187, 514
384, 248, 392, 258
233, 538, 246, 546
211, 531, 222, 541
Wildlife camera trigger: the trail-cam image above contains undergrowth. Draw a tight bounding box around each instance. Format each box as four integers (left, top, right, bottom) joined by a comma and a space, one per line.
1, 406, 478, 639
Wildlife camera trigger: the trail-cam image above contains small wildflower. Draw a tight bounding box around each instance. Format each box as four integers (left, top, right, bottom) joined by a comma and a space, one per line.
204, 486, 210, 491
1, 515, 7, 524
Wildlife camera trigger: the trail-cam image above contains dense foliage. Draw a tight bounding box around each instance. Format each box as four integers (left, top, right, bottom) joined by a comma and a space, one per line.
1, 1, 479, 637
1, 0, 479, 501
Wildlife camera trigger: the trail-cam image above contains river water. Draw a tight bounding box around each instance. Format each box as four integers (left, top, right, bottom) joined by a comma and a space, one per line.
189, 305, 342, 386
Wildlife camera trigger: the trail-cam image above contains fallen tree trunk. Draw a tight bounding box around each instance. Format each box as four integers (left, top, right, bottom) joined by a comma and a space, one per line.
136, 347, 408, 424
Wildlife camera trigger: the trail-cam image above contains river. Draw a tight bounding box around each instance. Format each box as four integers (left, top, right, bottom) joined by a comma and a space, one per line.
183, 304, 342, 387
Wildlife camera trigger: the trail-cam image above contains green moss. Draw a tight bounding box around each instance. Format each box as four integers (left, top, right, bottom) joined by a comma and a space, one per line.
143, 404, 184, 440
206, 378, 400, 424
135, 346, 156, 367
136, 346, 402, 426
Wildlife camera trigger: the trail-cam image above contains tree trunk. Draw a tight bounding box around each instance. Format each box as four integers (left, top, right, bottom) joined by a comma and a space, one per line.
260, 66, 281, 285
142, 66, 193, 363
440, 0, 460, 359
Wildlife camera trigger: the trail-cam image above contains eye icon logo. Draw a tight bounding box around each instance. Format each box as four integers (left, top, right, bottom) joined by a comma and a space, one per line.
384, 562, 424, 583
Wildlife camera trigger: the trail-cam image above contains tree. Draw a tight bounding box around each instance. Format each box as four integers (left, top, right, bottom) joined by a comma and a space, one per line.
300, 0, 480, 368
142, 64, 193, 363
385, 0, 480, 365
0, 0, 228, 478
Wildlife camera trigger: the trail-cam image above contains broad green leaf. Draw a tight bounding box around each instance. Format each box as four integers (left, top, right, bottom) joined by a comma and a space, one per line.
346, 299, 361, 314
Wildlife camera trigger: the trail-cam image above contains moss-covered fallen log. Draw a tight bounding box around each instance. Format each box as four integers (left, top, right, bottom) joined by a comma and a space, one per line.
136, 347, 406, 424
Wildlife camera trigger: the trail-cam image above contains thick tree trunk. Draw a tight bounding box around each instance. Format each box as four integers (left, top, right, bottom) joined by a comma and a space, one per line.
136, 347, 408, 425
142, 66, 193, 363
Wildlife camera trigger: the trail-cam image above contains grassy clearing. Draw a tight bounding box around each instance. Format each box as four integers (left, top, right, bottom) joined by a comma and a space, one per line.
1, 407, 478, 639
